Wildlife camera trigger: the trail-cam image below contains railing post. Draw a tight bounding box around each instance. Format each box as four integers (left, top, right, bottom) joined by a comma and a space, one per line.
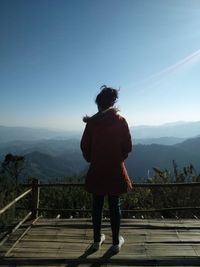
31, 178, 40, 219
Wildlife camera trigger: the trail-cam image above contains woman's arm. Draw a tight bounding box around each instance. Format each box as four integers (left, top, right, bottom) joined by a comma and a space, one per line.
121, 119, 132, 160
80, 123, 92, 162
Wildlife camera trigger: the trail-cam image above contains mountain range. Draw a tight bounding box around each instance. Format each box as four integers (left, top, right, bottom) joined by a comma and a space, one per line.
131, 121, 200, 139
126, 138, 200, 180
1, 121, 200, 143
0, 122, 199, 181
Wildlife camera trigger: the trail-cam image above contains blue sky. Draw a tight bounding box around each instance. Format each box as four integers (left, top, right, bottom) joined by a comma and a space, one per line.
1, 0, 200, 131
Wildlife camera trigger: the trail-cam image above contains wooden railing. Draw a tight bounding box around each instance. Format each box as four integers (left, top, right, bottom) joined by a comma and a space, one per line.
0, 179, 40, 247
1, 179, 200, 222
1, 180, 200, 264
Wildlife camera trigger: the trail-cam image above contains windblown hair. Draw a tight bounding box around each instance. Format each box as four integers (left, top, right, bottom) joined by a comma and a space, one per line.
95, 85, 119, 109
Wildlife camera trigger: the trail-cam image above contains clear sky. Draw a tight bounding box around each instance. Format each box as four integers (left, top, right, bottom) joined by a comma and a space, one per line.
1, 0, 200, 131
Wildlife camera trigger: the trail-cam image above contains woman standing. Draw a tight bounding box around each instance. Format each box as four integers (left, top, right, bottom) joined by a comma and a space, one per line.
80, 85, 132, 253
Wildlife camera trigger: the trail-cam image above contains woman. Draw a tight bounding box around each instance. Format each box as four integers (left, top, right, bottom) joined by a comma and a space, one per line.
80, 85, 132, 253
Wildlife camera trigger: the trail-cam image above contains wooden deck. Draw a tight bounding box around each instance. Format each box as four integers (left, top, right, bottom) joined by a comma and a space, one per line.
1, 218, 200, 266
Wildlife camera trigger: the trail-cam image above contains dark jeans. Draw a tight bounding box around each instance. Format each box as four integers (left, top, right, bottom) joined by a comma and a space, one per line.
92, 194, 121, 245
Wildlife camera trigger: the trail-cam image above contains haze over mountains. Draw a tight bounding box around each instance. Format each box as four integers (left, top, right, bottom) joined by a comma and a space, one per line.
132, 121, 200, 139
0, 121, 200, 181
0, 126, 81, 143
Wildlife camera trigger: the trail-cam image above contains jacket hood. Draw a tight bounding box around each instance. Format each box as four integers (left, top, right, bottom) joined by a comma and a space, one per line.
83, 107, 119, 123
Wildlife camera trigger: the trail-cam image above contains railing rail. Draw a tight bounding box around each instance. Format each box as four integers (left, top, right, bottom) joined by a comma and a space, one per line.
21, 181, 200, 188
0, 186, 33, 247
0, 188, 32, 216
19, 206, 199, 214
0, 179, 39, 226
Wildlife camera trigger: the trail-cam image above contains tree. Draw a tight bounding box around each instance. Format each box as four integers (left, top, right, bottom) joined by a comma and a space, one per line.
1, 153, 25, 187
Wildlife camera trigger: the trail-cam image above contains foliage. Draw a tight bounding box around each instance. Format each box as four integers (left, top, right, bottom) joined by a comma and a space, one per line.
0, 154, 28, 231
40, 184, 92, 218
1, 153, 26, 187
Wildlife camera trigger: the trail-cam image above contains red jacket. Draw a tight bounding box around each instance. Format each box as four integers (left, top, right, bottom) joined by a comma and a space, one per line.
80, 108, 133, 195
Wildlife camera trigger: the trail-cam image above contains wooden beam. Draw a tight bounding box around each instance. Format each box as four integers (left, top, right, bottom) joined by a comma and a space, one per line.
35, 206, 200, 213
0, 189, 32, 216
30, 179, 40, 219
4, 215, 41, 257
21, 182, 200, 188
0, 212, 32, 247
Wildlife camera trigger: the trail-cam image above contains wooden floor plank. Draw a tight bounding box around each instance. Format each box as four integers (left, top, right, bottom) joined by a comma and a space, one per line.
1, 218, 200, 266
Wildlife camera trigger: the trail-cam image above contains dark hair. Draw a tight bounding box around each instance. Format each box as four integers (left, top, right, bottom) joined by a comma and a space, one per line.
95, 85, 119, 109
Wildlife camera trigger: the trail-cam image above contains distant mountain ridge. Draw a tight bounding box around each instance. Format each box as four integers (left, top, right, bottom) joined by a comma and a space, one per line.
126, 139, 200, 181
25, 151, 85, 180
0, 126, 80, 143
0, 139, 86, 180
1, 121, 200, 143
0, 122, 200, 181
134, 136, 185, 145
131, 121, 200, 138
0, 136, 200, 182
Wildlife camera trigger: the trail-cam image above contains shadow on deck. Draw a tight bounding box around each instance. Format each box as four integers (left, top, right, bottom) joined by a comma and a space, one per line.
1, 218, 200, 266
